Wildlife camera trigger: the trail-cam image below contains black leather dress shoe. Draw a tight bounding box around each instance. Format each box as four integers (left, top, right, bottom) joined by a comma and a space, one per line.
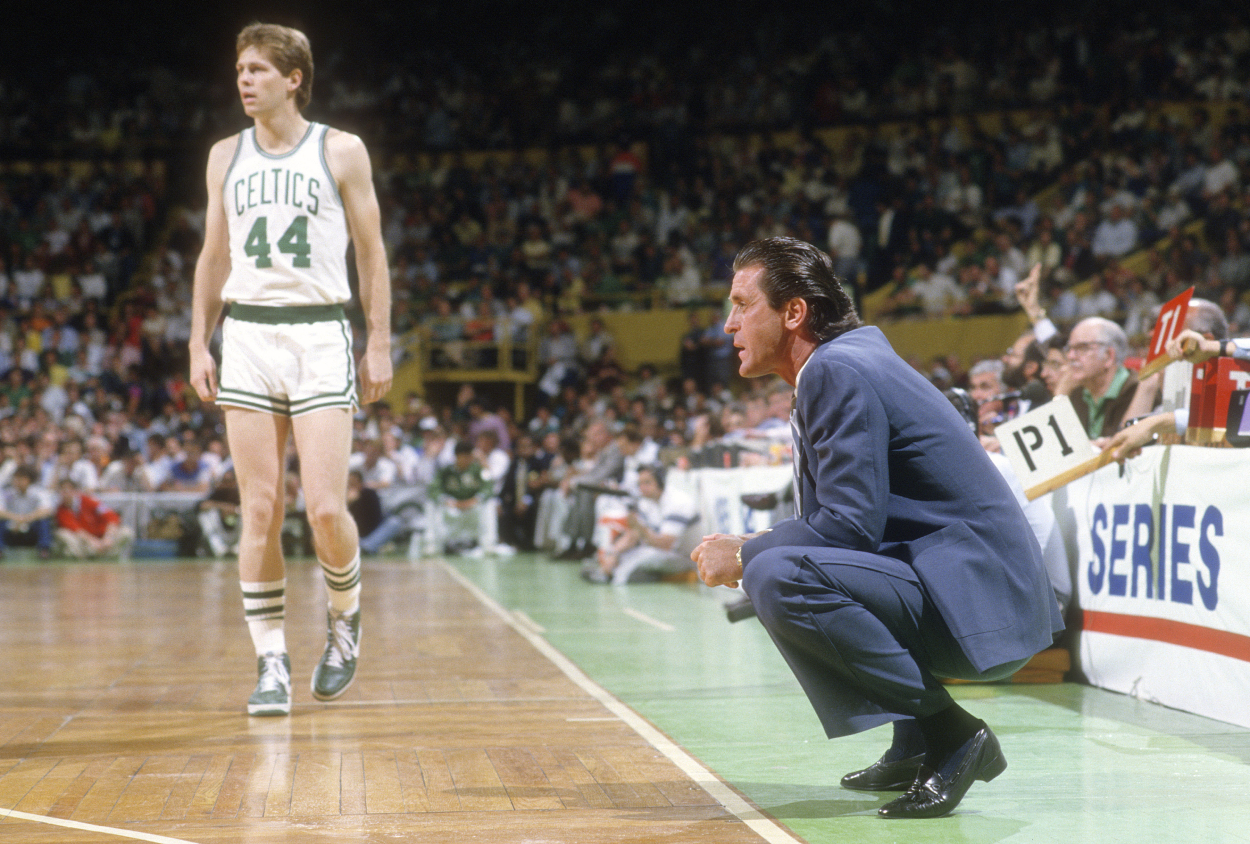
839, 753, 925, 791
725, 595, 758, 623
877, 725, 1006, 819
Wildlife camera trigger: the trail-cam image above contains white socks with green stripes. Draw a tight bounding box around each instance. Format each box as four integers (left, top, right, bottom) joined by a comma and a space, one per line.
321, 550, 362, 616
241, 578, 286, 656
241, 550, 360, 657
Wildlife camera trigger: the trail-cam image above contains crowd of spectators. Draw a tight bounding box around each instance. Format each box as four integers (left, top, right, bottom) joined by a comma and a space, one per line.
357, 10, 1250, 354
3, 6, 1250, 562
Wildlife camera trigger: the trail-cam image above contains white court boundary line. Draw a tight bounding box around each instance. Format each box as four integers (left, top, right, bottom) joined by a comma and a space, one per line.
512, 609, 545, 634
439, 560, 802, 844
622, 607, 676, 631
0, 806, 200, 844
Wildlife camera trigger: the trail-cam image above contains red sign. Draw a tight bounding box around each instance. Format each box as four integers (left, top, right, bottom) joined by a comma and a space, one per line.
1138, 287, 1193, 378
1188, 356, 1250, 442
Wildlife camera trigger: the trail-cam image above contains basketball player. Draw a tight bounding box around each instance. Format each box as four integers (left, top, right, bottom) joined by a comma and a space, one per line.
189, 23, 392, 716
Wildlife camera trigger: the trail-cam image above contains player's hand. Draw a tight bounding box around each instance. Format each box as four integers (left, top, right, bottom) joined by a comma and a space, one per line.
358, 342, 393, 405
189, 346, 218, 403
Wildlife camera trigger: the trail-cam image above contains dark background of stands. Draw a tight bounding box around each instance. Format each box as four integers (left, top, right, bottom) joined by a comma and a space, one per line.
5, 0, 1237, 154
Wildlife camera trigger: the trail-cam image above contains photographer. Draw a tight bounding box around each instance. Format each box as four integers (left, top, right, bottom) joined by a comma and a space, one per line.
582, 464, 699, 585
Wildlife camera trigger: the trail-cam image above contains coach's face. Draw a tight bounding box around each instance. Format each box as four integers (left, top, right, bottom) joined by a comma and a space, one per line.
726, 264, 788, 379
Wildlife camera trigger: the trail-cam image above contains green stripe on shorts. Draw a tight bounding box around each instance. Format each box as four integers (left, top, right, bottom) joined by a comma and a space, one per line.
216, 390, 292, 415
228, 303, 347, 324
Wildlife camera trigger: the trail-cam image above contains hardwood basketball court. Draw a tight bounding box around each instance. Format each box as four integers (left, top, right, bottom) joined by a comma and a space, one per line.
0, 558, 792, 843
2, 554, 1249, 844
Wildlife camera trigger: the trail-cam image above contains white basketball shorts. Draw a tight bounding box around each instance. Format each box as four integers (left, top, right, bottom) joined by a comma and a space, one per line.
217, 303, 357, 417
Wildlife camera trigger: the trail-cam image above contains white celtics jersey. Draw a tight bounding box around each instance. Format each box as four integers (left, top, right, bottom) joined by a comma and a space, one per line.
222, 122, 351, 306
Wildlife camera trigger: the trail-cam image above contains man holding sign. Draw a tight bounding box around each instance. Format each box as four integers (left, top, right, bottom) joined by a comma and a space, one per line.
1065, 317, 1140, 439
996, 296, 1240, 479
1108, 300, 1245, 461
1116, 289, 1203, 428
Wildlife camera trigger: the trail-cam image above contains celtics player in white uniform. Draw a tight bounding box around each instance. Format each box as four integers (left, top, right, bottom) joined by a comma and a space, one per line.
190, 23, 392, 716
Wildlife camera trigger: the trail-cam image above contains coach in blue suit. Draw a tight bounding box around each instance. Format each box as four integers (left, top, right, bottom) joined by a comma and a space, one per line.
692, 237, 1063, 819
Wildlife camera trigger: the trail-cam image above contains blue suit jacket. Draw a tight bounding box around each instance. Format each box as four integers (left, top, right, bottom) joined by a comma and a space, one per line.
743, 327, 1063, 673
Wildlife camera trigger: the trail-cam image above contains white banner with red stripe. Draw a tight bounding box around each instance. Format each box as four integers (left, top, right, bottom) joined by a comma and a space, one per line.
1050, 445, 1250, 728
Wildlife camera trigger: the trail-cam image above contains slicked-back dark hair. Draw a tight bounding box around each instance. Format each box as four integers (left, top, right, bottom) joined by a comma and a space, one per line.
733, 237, 862, 343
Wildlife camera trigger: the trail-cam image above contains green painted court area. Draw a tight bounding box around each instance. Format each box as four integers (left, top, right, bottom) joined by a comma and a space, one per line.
449, 552, 1250, 844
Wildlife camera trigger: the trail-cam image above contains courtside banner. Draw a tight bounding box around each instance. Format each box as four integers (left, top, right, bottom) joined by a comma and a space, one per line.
1052, 446, 1250, 728
671, 466, 794, 538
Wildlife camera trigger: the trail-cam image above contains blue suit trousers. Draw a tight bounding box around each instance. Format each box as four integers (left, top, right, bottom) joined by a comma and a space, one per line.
744, 545, 1028, 739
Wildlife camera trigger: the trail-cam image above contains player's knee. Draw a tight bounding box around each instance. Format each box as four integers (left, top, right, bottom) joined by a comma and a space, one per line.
304, 498, 348, 535
240, 493, 285, 532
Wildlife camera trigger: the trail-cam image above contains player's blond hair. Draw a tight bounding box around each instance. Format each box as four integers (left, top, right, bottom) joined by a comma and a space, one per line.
236, 23, 314, 111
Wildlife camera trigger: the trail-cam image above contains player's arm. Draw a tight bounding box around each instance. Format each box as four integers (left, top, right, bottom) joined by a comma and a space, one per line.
189, 136, 238, 402
0, 507, 32, 525
327, 129, 392, 406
